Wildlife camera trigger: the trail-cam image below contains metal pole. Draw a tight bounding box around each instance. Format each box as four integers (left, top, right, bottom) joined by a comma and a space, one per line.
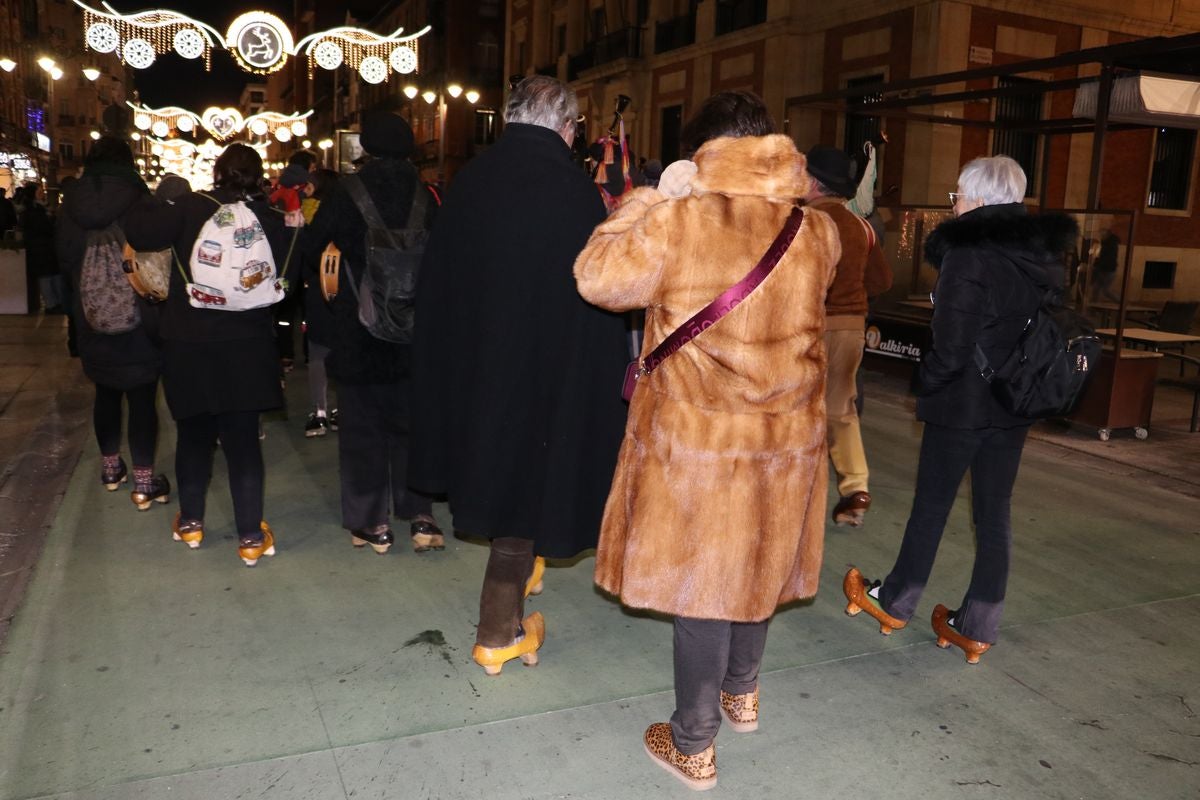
437, 91, 447, 187
1085, 63, 1113, 211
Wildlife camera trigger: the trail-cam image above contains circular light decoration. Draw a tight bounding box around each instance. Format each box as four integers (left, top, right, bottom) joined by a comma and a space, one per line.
274, 126, 292, 143
175, 115, 194, 133
86, 22, 119, 53
291, 120, 307, 137
358, 56, 387, 85
173, 28, 205, 60
225, 11, 294, 75
122, 38, 156, 69
134, 113, 152, 131
151, 120, 169, 138
389, 46, 417, 75
313, 40, 343, 70
249, 118, 269, 137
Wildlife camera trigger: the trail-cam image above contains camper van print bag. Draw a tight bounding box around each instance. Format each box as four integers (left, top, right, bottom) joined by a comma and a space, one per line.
183, 196, 290, 311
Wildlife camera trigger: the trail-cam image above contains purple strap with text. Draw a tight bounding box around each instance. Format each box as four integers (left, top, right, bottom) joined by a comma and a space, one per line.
640, 205, 804, 376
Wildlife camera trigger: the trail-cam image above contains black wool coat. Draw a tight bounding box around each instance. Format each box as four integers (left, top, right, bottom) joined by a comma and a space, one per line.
56, 172, 162, 390
408, 123, 629, 558
303, 156, 435, 384
124, 187, 296, 419
917, 203, 1078, 429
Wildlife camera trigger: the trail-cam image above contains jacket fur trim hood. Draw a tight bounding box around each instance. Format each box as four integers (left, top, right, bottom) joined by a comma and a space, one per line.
690, 134, 812, 200
924, 204, 1079, 269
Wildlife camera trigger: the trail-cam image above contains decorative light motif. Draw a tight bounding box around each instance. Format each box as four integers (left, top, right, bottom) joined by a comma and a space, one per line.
75, 0, 222, 71
294, 24, 429, 81
0, 58, 16, 72
358, 56, 387, 84
128, 101, 312, 143
82, 66, 101, 80
225, 11, 294, 75
73, 1, 430, 83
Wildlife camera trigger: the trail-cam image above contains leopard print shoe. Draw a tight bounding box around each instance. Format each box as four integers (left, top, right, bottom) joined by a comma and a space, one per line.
719, 686, 759, 732
642, 722, 717, 791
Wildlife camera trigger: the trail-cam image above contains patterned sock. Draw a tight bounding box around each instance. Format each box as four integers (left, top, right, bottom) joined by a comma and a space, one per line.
133, 466, 154, 486
102, 453, 122, 471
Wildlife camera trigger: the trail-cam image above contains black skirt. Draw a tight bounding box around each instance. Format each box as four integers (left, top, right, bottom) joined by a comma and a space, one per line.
162, 337, 283, 420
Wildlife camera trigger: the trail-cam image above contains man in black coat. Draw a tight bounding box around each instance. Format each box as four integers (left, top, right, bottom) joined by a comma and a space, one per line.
409, 76, 629, 675
305, 110, 441, 556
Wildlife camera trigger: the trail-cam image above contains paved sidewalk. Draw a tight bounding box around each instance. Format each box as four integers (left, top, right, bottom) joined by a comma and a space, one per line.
0, 315, 1197, 800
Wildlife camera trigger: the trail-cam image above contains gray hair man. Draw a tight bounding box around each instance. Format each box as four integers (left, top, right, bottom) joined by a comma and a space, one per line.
408, 76, 629, 676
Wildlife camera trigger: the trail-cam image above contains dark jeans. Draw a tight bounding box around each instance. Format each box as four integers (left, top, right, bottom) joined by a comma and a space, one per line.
175, 410, 264, 538
94, 381, 159, 466
476, 537, 535, 648
670, 616, 769, 755
337, 379, 431, 531
880, 422, 1029, 644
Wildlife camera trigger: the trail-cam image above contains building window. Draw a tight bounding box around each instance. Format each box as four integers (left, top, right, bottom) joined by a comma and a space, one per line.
590, 8, 606, 40
478, 0, 500, 17
59, 142, 73, 161
474, 108, 496, 146
992, 76, 1043, 196
1142, 261, 1176, 290
477, 31, 499, 70
1148, 128, 1196, 210
249, 90, 265, 103
715, 0, 766, 36
661, 104, 683, 164
843, 73, 884, 158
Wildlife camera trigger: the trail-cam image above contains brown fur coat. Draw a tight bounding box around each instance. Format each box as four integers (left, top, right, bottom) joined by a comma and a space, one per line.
574, 134, 840, 622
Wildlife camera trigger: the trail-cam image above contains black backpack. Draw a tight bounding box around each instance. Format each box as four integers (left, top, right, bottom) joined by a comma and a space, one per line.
973, 283, 1101, 419
341, 169, 429, 343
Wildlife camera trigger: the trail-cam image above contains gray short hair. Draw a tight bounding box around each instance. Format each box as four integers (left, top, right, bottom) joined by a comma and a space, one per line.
504, 76, 578, 132
957, 156, 1026, 205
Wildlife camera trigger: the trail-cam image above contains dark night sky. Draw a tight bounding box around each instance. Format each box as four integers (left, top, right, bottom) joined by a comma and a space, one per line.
125, 0, 293, 110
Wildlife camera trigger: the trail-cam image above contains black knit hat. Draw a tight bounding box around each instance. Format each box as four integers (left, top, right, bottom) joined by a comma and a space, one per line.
360, 110, 415, 158
805, 145, 858, 198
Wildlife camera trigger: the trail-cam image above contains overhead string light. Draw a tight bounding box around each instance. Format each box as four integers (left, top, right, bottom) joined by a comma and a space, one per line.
295, 25, 429, 83
77, 0, 222, 71
129, 101, 312, 142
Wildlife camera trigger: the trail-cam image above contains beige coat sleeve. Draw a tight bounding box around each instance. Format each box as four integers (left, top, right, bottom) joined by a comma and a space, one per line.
573, 187, 670, 312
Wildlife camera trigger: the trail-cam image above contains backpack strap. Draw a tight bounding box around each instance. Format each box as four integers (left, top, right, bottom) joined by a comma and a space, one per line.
342, 175, 389, 233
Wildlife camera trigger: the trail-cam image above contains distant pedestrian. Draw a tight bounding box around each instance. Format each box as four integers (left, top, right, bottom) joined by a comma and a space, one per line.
844, 155, 1078, 663
804, 145, 893, 527
56, 136, 167, 510
408, 76, 628, 676
300, 168, 340, 437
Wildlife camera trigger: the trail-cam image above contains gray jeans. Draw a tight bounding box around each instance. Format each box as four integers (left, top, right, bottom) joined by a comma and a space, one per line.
670, 616, 769, 755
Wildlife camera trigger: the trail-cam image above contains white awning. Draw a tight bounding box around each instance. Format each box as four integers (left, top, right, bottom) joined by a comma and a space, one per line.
1073, 72, 1200, 129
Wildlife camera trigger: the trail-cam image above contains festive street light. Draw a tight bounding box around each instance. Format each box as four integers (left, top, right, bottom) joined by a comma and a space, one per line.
407, 82, 480, 185
38, 58, 61, 186
82, 66, 101, 81
0, 58, 16, 72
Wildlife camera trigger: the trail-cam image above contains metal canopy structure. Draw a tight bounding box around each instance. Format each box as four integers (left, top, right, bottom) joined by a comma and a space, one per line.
784, 31, 1200, 209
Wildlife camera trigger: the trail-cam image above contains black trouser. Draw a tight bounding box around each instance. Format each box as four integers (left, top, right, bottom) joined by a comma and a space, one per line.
880, 422, 1029, 644
175, 410, 264, 538
476, 537, 535, 648
337, 379, 431, 530
670, 616, 770, 755
93, 381, 159, 467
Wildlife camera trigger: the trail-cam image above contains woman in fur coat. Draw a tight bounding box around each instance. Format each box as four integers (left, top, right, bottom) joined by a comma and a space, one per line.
574, 91, 840, 791
843, 156, 1077, 664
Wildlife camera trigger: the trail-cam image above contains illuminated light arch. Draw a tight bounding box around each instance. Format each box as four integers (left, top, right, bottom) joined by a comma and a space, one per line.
128, 102, 313, 142
75, 0, 224, 70
293, 24, 430, 80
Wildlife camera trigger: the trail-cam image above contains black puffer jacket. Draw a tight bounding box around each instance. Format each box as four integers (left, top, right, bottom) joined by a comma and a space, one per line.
56, 171, 161, 390
917, 203, 1078, 429
304, 157, 436, 384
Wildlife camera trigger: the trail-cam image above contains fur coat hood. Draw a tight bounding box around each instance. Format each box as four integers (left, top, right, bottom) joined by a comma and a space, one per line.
924, 203, 1078, 281
574, 134, 840, 622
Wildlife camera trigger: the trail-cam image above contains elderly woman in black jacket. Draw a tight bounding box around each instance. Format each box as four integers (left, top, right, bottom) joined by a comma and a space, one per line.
844, 155, 1077, 663
125, 144, 296, 568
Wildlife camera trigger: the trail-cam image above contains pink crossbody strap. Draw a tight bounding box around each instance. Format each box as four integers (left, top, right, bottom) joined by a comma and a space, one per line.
640, 205, 804, 376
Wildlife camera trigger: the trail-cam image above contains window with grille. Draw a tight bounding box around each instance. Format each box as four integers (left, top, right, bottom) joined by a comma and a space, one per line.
1148, 128, 1196, 210
474, 109, 496, 146
1142, 260, 1176, 289
843, 74, 883, 158
992, 77, 1043, 196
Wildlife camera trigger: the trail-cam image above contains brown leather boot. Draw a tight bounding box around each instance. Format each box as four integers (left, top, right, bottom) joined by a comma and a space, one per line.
833, 491, 871, 527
